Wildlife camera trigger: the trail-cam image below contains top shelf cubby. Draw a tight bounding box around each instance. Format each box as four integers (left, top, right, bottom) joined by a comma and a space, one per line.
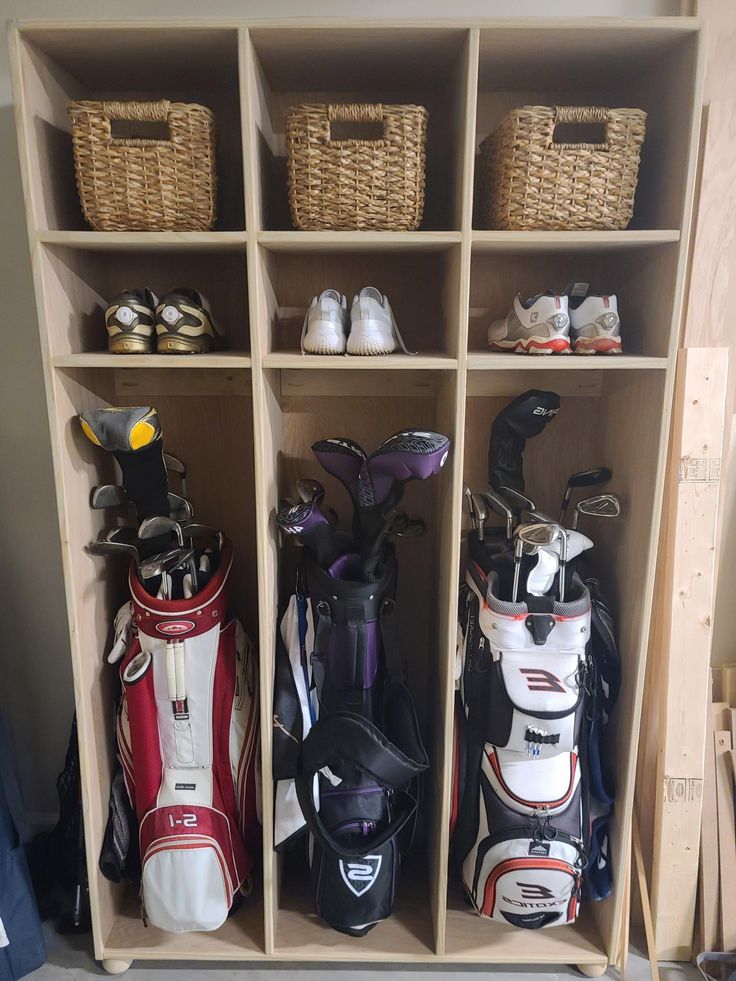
15, 26, 246, 231
246, 27, 472, 233
473, 23, 700, 232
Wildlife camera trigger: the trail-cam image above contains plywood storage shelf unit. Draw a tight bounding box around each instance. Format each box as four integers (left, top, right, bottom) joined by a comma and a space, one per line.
9, 17, 702, 975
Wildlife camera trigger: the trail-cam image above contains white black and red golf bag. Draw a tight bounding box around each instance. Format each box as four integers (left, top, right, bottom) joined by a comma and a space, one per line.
116, 545, 261, 933
452, 390, 620, 929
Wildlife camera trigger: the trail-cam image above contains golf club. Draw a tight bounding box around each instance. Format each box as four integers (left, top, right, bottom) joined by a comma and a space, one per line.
276, 498, 345, 569
164, 452, 188, 498
91, 484, 130, 510
139, 516, 197, 592
464, 484, 479, 535
472, 493, 487, 542
180, 522, 224, 552
92, 485, 194, 523
481, 490, 513, 541
571, 493, 622, 530
559, 467, 612, 523
85, 539, 140, 567
295, 479, 325, 506
103, 526, 137, 545
513, 522, 563, 603
139, 547, 195, 583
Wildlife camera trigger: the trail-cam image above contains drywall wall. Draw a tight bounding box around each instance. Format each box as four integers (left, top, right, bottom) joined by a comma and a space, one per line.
0, 0, 679, 824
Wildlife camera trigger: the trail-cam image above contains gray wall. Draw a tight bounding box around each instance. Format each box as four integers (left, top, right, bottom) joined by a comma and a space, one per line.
0, 0, 678, 825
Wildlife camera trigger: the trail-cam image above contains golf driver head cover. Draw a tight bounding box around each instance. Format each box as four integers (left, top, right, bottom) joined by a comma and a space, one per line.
276, 498, 348, 569
311, 438, 367, 543
488, 390, 560, 493
80, 407, 170, 556
313, 430, 450, 579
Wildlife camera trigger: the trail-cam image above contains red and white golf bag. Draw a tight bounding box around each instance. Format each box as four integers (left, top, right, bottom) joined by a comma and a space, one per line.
116, 544, 261, 933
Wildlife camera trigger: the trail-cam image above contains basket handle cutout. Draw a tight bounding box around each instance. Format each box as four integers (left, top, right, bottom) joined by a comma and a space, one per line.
327, 104, 387, 144
109, 118, 171, 142
103, 100, 173, 144
550, 106, 611, 151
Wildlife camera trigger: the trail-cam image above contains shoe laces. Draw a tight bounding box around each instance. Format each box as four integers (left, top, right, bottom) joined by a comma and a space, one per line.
389, 305, 416, 356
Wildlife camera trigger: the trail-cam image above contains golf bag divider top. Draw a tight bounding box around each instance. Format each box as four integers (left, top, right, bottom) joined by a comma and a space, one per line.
117, 543, 261, 933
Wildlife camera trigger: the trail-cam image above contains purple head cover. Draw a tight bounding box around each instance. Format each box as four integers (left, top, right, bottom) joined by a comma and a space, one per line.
365, 429, 451, 504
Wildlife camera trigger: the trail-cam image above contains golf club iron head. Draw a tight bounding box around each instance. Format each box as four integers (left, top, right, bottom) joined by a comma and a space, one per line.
464, 484, 479, 534
559, 467, 612, 521
85, 539, 139, 564
91, 484, 130, 510
180, 522, 224, 551
472, 494, 487, 542
481, 491, 513, 541
498, 486, 535, 515
572, 493, 622, 530
139, 547, 195, 582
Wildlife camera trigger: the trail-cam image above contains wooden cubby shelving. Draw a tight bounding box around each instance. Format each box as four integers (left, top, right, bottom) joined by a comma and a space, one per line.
9, 16, 703, 975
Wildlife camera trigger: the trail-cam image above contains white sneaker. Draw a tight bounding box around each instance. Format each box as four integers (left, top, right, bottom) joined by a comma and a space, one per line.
488, 292, 571, 355
347, 287, 413, 356
300, 290, 348, 354
566, 282, 623, 355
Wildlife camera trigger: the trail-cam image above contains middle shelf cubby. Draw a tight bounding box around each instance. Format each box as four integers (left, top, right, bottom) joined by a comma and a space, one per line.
255, 241, 462, 359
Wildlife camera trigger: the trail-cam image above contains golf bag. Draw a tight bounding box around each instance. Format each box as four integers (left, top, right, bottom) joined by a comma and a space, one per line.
116, 545, 261, 933
274, 548, 428, 936
453, 390, 619, 928
451, 537, 619, 928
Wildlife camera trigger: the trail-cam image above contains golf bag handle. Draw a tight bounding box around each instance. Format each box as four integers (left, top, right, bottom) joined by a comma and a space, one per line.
295, 708, 427, 860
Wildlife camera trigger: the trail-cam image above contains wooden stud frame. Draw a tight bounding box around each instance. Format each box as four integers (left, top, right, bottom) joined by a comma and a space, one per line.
8, 16, 703, 973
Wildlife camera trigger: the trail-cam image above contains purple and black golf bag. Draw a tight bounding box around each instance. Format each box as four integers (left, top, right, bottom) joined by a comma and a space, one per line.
451, 392, 620, 929
273, 429, 450, 935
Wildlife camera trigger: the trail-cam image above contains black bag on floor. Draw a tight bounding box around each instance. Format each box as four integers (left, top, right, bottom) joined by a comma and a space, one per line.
278, 549, 429, 936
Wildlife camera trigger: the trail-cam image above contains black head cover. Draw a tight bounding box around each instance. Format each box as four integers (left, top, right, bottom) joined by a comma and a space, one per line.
489, 390, 560, 492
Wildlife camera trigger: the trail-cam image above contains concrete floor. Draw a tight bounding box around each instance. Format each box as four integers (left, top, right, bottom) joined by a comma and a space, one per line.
29, 925, 701, 980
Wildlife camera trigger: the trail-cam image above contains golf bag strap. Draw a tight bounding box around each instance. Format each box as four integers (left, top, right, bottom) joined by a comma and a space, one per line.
295, 711, 425, 859
379, 598, 404, 681
311, 603, 370, 698
311, 605, 331, 701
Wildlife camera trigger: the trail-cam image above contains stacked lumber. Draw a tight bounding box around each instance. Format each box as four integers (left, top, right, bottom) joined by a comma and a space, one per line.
641, 348, 729, 960
697, 693, 736, 953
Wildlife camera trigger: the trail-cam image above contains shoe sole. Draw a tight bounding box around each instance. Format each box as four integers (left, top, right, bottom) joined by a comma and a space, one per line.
108, 336, 153, 355
573, 338, 623, 355
488, 337, 572, 355
347, 321, 397, 356
302, 322, 346, 355
157, 335, 211, 355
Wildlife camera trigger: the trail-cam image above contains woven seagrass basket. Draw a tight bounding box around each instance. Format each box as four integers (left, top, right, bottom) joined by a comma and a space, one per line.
479, 105, 647, 231
286, 103, 428, 231
68, 100, 217, 232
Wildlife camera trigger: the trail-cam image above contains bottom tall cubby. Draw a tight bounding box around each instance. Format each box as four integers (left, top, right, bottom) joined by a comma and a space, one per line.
47, 361, 672, 972
9, 13, 702, 975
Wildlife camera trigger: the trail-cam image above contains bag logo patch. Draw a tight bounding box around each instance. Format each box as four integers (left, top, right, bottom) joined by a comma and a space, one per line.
156, 620, 195, 636
520, 667, 566, 693
529, 841, 551, 856
339, 855, 382, 897
517, 882, 555, 900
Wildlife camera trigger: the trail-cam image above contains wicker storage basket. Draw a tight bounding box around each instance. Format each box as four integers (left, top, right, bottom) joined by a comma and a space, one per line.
286, 103, 428, 231
68, 100, 217, 232
479, 105, 646, 231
